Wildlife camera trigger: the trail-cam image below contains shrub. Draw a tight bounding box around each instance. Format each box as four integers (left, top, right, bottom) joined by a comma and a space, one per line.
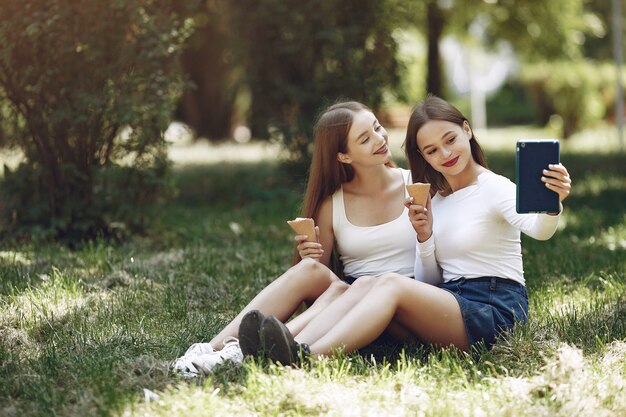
486, 80, 539, 126
521, 61, 620, 137
0, 0, 191, 241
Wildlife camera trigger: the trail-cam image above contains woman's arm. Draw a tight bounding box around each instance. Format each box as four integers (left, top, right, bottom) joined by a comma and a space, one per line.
415, 235, 442, 284
406, 194, 442, 284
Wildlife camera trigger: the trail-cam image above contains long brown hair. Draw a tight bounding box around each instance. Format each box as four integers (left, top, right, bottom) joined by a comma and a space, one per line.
403, 95, 487, 194
293, 101, 396, 274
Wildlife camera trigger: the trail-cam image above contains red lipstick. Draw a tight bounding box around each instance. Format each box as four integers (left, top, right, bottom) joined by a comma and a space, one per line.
442, 156, 459, 167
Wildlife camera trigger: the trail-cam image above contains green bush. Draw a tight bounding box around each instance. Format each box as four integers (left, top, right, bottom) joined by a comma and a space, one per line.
0, 0, 191, 241
521, 61, 620, 137
486, 81, 539, 126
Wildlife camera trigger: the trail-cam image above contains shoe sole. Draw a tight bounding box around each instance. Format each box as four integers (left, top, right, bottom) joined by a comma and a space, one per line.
260, 316, 295, 365
238, 309, 265, 357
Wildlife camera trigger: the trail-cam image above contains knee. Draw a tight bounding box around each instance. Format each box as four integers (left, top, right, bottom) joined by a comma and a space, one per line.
330, 280, 350, 292
294, 257, 324, 276
328, 279, 350, 295
290, 258, 334, 287
375, 273, 408, 291
350, 275, 376, 289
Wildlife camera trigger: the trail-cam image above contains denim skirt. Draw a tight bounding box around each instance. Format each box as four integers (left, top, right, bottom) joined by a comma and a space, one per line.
439, 277, 528, 349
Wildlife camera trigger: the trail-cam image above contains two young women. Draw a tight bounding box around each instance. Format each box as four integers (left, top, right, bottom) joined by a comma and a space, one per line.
237, 95, 572, 364
174, 95, 572, 372
172, 101, 420, 376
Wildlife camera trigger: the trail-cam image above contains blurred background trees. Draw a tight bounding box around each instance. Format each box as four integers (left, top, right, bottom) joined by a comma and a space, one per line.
0, 0, 623, 241
172, 0, 621, 143
0, 0, 191, 240
228, 0, 403, 168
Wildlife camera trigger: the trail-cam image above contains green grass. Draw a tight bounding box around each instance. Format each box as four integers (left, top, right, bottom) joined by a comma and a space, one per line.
0, 142, 625, 416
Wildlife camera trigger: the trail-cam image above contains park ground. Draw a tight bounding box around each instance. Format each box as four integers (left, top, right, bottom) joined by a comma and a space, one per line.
0, 124, 625, 416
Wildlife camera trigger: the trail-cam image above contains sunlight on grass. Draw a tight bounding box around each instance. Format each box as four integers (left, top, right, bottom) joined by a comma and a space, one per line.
531, 270, 624, 309
168, 140, 282, 166
5, 268, 85, 322
565, 214, 626, 252
0, 250, 32, 266
474, 124, 623, 153
598, 223, 626, 252
120, 343, 626, 417
2, 268, 101, 343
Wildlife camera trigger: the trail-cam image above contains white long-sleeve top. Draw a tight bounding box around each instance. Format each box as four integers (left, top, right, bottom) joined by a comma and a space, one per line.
415, 171, 561, 286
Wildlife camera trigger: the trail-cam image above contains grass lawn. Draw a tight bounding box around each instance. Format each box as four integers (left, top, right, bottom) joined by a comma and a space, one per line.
0, 129, 625, 416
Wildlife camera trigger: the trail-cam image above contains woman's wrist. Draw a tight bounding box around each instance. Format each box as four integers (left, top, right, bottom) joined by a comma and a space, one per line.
417, 231, 432, 243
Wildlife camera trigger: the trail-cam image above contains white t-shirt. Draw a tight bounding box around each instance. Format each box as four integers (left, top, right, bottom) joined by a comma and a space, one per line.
333, 168, 416, 278
415, 170, 560, 285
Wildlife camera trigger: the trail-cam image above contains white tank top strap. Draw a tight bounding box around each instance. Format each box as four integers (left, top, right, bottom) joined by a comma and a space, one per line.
401, 168, 412, 197
332, 186, 346, 232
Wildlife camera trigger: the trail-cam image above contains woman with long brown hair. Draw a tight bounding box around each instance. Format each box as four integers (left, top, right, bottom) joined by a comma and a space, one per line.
173, 101, 422, 376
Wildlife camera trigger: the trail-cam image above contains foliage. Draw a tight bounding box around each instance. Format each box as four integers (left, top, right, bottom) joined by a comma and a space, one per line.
229, 0, 402, 169
581, 0, 624, 60
472, 0, 593, 61
486, 80, 540, 126
394, 0, 596, 100
392, 29, 427, 105
521, 61, 622, 137
0, 0, 191, 241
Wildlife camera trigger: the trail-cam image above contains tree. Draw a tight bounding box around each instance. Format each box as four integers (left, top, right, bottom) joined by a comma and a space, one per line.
0, 0, 191, 240
475, 0, 591, 61
229, 0, 401, 169
426, 1, 445, 96
580, 0, 624, 61
173, 0, 241, 140
413, 0, 593, 98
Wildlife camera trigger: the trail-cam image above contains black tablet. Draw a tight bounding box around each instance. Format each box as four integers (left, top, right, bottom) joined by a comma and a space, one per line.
516, 139, 560, 213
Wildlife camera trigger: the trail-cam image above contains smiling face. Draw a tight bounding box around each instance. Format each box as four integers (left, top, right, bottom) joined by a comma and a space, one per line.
403, 95, 488, 194
415, 119, 473, 177
337, 110, 391, 166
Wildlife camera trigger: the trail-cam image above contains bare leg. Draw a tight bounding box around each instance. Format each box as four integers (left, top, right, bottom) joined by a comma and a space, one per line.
286, 279, 350, 336
304, 273, 469, 355
209, 258, 340, 349
294, 276, 379, 344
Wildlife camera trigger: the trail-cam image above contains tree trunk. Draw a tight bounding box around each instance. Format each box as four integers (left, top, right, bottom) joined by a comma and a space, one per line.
173, 1, 238, 141
426, 1, 445, 97
176, 22, 236, 140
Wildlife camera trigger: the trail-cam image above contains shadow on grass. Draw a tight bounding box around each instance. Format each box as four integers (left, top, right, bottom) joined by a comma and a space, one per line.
0, 279, 234, 416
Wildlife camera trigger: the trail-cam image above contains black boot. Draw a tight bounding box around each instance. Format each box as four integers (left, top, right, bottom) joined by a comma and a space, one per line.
238, 309, 266, 357
260, 315, 310, 366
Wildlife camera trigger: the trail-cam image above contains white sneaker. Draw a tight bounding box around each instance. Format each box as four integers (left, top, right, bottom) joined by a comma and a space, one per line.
183, 342, 215, 356
171, 354, 201, 378
192, 337, 243, 374
171, 342, 216, 378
